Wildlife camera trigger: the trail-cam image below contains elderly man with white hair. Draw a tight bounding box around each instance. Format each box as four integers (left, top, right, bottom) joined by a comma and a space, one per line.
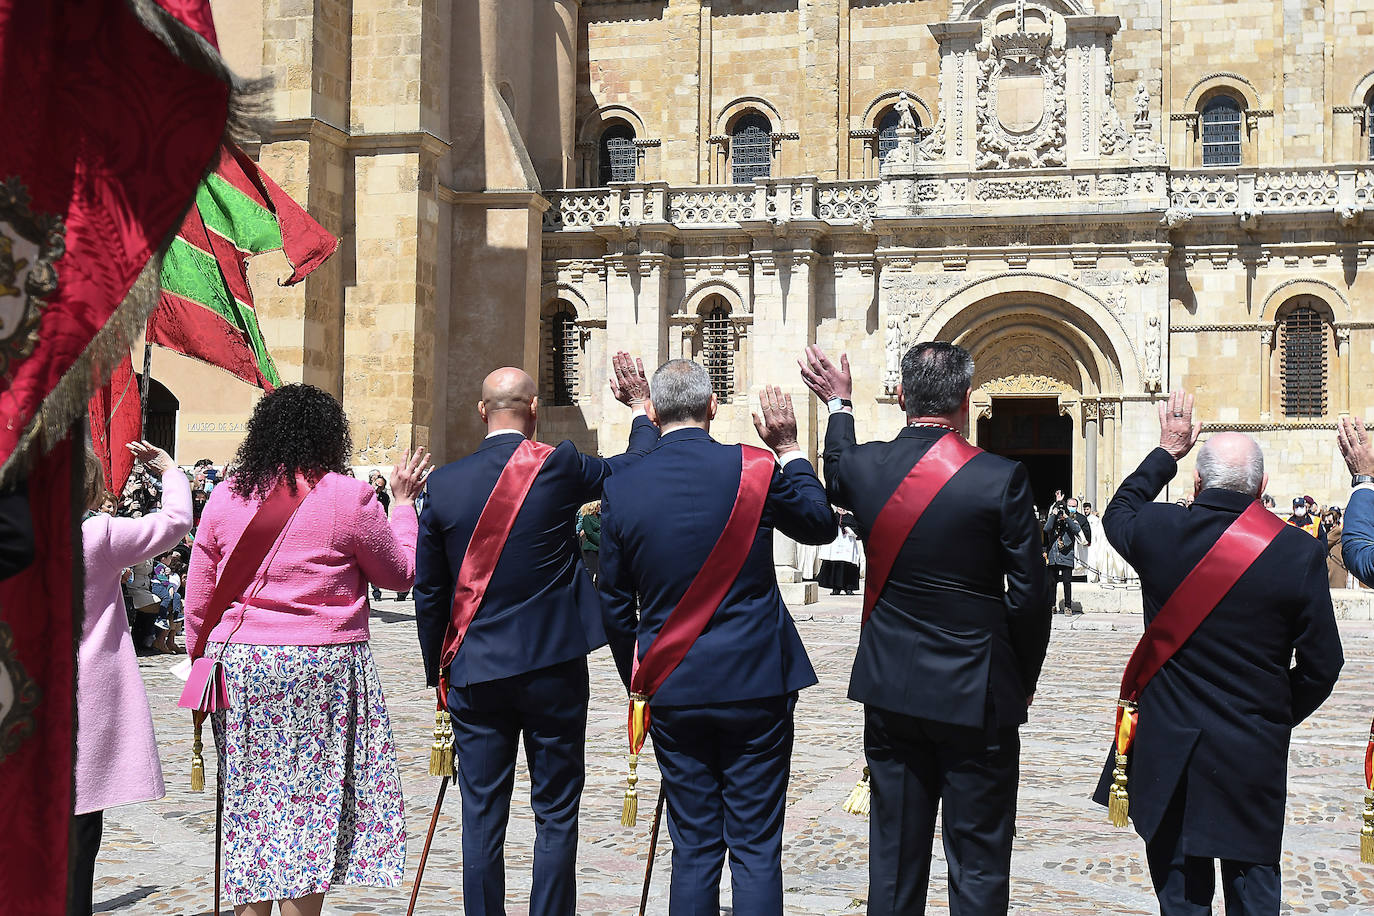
1091, 390, 1343, 916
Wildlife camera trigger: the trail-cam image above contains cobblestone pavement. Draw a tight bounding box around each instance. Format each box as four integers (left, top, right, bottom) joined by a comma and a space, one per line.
94, 594, 1374, 915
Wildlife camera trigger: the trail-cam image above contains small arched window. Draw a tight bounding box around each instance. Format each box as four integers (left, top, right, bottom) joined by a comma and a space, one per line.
1200, 95, 1243, 167
599, 123, 637, 186
731, 113, 773, 184
545, 307, 579, 406
702, 303, 735, 399
1367, 93, 1374, 161
875, 107, 919, 166
1279, 301, 1328, 418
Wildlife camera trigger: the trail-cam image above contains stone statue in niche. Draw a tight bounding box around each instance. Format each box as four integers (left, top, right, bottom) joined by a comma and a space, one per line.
1134, 81, 1150, 128
897, 91, 917, 131
884, 314, 904, 395
1144, 313, 1162, 392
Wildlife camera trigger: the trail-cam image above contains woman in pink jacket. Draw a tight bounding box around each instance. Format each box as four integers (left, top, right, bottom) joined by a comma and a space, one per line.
74, 440, 193, 915
184, 384, 428, 916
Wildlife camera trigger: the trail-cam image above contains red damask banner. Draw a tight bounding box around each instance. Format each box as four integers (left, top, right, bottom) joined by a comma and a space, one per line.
0, 2, 232, 912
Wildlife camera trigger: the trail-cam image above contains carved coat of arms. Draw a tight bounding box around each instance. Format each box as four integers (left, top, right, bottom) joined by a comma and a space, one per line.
0, 178, 66, 378
975, 2, 1067, 170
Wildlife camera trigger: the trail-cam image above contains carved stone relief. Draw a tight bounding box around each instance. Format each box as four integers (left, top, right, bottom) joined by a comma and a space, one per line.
974, 20, 1067, 171
973, 335, 1082, 393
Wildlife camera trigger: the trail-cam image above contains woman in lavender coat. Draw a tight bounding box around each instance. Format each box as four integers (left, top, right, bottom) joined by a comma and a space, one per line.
72, 440, 193, 915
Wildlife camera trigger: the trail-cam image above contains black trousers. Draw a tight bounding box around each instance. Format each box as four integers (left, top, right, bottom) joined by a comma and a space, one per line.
1049, 563, 1073, 608
864, 706, 1019, 916
447, 657, 589, 916
68, 810, 103, 916
1145, 790, 1281, 916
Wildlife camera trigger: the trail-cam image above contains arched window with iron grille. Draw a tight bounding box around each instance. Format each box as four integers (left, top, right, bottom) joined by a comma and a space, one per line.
599, 123, 637, 186
545, 308, 579, 407
1279, 302, 1328, 418
731, 113, 772, 184
876, 107, 910, 165
702, 304, 735, 400
1367, 93, 1374, 161
1200, 95, 1243, 166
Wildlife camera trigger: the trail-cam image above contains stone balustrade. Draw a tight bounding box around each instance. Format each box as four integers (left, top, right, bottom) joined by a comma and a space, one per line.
541, 164, 1374, 233
1168, 165, 1374, 219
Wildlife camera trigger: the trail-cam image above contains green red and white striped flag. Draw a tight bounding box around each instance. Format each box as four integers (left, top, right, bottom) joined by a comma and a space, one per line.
147, 144, 337, 390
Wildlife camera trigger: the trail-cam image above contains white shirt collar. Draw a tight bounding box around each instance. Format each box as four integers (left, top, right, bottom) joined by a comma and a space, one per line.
484, 428, 526, 440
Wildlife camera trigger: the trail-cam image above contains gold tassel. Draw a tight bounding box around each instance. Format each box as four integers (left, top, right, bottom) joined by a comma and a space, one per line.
1108, 753, 1130, 827
843, 766, 871, 817
1361, 790, 1374, 864
621, 753, 640, 827
190, 717, 205, 793
429, 709, 455, 778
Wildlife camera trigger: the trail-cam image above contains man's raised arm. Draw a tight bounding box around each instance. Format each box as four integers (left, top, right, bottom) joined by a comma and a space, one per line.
799, 344, 856, 507
576, 351, 660, 495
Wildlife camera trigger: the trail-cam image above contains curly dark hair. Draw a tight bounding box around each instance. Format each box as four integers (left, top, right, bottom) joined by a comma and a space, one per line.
231, 384, 352, 500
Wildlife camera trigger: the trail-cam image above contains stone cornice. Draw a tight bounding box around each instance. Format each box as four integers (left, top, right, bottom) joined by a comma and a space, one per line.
262, 118, 452, 159
442, 187, 551, 213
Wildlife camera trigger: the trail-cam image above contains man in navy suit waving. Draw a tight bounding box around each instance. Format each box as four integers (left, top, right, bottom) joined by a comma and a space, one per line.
414, 352, 657, 916
599, 360, 835, 916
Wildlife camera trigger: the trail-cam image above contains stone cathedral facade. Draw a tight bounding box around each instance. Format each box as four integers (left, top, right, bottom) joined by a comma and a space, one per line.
183, 0, 1374, 508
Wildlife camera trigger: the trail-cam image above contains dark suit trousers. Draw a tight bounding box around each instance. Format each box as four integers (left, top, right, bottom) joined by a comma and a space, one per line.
650, 695, 796, 916
68, 810, 103, 916
447, 657, 589, 916
1145, 783, 1281, 916
864, 706, 1020, 916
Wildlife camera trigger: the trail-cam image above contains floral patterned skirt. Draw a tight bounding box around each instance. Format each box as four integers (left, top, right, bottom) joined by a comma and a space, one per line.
208, 642, 406, 905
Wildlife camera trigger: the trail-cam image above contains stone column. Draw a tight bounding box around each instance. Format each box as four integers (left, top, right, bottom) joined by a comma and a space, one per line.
1100, 400, 1119, 499
1083, 399, 1099, 507
551, 0, 582, 189
1337, 326, 1351, 414
1258, 328, 1273, 419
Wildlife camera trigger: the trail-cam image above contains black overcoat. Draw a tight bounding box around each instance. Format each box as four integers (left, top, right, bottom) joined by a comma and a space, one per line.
1092, 448, 1344, 863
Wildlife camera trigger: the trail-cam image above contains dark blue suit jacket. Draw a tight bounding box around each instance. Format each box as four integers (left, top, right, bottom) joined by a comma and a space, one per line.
1343, 487, 1374, 586
414, 415, 659, 688
599, 428, 836, 707
1092, 448, 1343, 863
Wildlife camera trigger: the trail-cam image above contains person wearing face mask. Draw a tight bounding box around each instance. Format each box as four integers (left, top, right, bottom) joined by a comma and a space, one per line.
1287, 496, 1319, 536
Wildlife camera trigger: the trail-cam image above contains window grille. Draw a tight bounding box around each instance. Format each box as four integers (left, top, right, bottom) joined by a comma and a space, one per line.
702, 306, 735, 399
731, 114, 772, 184
1368, 97, 1374, 160
547, 309, 578, 406
877, 108, 905, 164
1280, 305, 1327, 418
599, 124, 637, 186
1200, 96, 1243, 166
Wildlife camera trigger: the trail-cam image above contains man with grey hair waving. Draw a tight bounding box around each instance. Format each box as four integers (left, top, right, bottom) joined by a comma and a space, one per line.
1093, 390, 1342, 916
599, 359, 835, 916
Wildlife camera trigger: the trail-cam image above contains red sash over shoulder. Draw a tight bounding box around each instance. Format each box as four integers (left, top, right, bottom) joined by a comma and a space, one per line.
862, 430, 982, 625
1106, 500, 1285, 826
437, 438, 556, 700
619, 444, 776, 826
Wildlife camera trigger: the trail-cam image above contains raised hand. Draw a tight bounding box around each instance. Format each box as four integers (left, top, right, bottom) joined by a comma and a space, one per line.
797, 344, 853, 403
609, 351, 650, 407
390, 447, 432, 506
752, 386, 800, 455
1157, 390, 1202, 460
1338, 416, 1374, 478
125, 440, 175, 476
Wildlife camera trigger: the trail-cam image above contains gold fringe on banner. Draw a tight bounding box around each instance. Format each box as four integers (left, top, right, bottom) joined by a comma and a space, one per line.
428, 709, 455, 778
1108, 753, 1130, 827
842, 766, 871, 817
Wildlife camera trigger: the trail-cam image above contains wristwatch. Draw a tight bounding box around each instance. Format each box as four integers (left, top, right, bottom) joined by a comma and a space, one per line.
1353, 474, 1374, 488
826, 397, 854, 411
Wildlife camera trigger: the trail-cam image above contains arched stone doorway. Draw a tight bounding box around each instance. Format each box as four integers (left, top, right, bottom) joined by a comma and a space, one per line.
923, 287, 1130, 510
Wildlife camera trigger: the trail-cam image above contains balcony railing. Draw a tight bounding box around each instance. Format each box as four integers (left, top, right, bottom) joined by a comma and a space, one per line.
541, 165, 1374, 232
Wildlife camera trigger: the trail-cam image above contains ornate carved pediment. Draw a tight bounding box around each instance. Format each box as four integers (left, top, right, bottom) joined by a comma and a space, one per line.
974, 4, 1067, 170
